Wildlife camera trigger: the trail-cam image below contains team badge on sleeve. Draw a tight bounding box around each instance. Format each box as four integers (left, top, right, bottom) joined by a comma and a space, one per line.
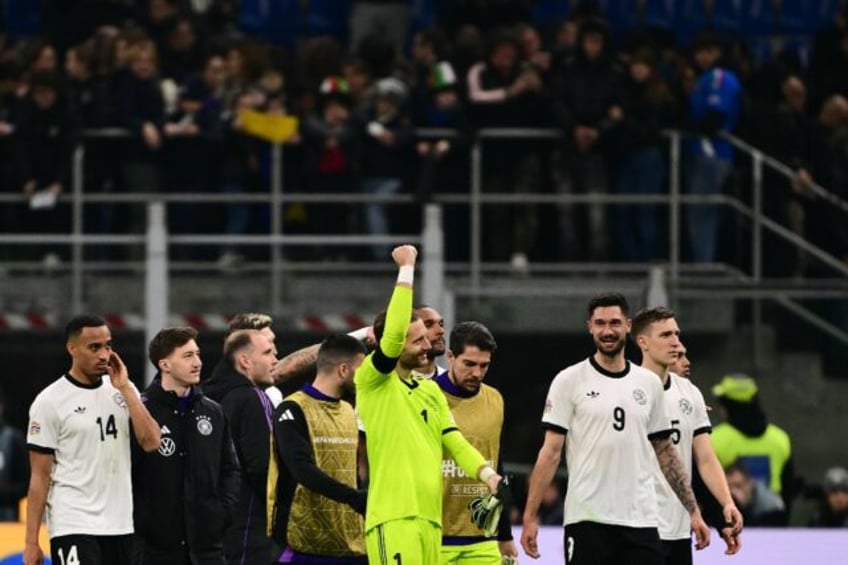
544, 399, 553, 414
29, 421, 41, 436
196, 415, 213, 436
112, 391, 128, 410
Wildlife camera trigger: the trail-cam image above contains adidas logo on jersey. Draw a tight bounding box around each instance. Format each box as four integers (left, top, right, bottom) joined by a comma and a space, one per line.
586, 391, 600, 398
160, 425, 171, 435
73, 406, 86, 414
278, 409, 294, 422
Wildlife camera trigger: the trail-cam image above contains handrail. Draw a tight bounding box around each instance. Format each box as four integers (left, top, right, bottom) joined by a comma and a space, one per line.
723, 132, 848, 215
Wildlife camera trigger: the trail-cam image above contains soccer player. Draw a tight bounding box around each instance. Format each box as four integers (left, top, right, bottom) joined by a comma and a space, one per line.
24, 315, 161, 565
134, 327, 241, 564
411, 305, 447, 379
631, 307, 742, 564
436, 321, 519, 564
203, 330, 278, 565
355, 245, 503, 563
520, 293, 709, 564
269, 334, 369, 564
669, 345, 691, 378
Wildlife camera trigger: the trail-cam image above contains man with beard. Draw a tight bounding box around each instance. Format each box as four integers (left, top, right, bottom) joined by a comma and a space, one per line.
355, 245, 504, 563
411, 305, 447, 379
632, 308, 742, 564
435, 321, 519, 564
520, 293, 709, 564
268, 334, 369, 564
133, 327, 240, 565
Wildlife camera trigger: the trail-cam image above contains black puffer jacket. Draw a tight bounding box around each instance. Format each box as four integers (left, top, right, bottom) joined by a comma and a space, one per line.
132, 379, 240, 556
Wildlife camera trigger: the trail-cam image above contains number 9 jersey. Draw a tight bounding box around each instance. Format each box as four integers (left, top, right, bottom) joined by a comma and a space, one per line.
541, 358, 670, 528
27, 374, 138, 539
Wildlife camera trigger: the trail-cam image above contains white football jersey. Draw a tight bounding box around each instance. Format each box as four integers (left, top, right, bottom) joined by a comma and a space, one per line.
542, 357, 670, 528
654, 373, 712, 540
27, 375, 139, 538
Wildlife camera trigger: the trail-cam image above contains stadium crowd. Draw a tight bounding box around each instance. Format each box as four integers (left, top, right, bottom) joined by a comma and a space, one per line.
0, 1, 847, 272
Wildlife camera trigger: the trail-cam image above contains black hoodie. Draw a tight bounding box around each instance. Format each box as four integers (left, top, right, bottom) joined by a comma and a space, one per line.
203, 362, 275, 565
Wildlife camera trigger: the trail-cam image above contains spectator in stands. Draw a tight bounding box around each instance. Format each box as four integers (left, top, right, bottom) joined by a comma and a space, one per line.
517, 23, 553, 87
554, 17, 622, 262
162, 51, 226, 248
65, 40, 115, 128
160, 17, 203, 83
710, 374, 799, 513
467, 27, 546, 268
301, 76, 360, 253
608, 47, 677, 262
117, 39, 164, 195
145, 0, 181, 56
684, 32, 742, 263
808, 3, 848, 115
14, 70, 80, 261
808, 466, 848, 528
359, 76, 413, 260
216, 90, 262, 267
410, 28, 448, 124
28, 42, 58, 74
550, 18, 579, 70
65, 38, 122, 257
342, 57, 374, 114
414, 61, 471, 260
725, 461, 788, 526
799, 95, 848, 274
758, 75, 816, 277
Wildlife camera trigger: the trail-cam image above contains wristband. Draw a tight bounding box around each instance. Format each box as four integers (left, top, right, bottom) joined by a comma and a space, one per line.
397, 265, 414, 285
348, 327, 370, 341
479, 466, 496, 483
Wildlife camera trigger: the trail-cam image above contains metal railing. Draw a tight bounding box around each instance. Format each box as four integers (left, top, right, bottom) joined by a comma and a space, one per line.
1, 127, 847, 354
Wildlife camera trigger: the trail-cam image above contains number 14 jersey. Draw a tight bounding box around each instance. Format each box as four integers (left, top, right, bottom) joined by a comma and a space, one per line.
542, 358, 670, 528
27, 374, 137, 538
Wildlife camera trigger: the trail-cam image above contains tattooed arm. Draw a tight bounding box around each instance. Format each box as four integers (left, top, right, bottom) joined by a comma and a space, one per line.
652, 436, 698, 513
652, 436, 711, 550
274, 343, 321, 383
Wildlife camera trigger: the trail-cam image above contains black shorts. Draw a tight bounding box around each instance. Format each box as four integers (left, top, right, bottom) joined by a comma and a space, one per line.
564, 522, 663, 565
661, 538, 693, 565
51, 534, 133, 565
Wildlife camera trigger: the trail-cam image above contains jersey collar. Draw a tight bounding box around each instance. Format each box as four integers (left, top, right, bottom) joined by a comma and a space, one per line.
64, 373, 104, 389
302, 383, 340, 403
589, 356, 630, 379
435, 371, 478, 398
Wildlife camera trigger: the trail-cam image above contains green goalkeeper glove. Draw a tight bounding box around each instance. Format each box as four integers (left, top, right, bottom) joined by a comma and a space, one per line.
468, 475, 512, 536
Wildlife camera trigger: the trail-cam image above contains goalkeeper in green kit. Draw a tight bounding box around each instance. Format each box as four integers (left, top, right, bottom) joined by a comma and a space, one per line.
355, 245, 506, 564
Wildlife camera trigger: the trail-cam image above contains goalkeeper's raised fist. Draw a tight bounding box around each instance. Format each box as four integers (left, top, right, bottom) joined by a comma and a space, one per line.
469, 475, 513, 537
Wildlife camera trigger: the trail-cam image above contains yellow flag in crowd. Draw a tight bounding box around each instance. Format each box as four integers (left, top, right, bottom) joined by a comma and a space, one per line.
239, 110, 299, 143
